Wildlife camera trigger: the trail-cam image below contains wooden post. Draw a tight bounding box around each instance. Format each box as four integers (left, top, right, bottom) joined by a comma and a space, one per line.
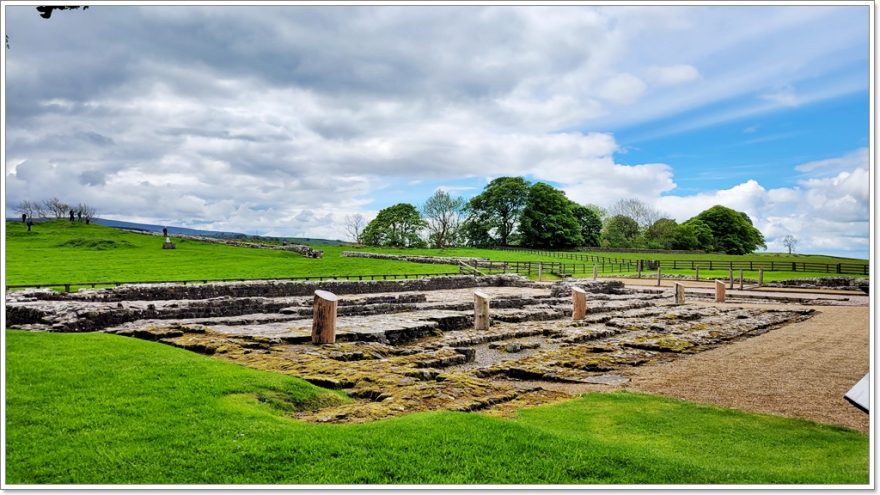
637, 260, 642, 279
739, 269, 744, 290
572, 286, 587, 321
695, 266, 700, 281
537, 263, 543, 282
758, 269, 764, 287
715, 280, 726, 303
674, 283, 685, 305
656, 266, 662, 287
474, 290, 490, 330
592, 264, 598, 280
311, 290, 338, 344
728, 269, 734, 289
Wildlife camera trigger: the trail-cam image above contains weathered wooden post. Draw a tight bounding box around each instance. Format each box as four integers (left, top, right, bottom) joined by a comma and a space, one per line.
537, 263, 543, 282
758, 269, 764, 287
695, 266, 700, 281
572, 286, 587, 321
739, 269, 744, 290
728, 269, 734, 289
637, 260, 642, 279
593, 264, 598, 280
311, 290, 338, 344
674, 283, 685, 305
474, 290, 490, 330
656, 266, 662, 287
715, 280, 726, 303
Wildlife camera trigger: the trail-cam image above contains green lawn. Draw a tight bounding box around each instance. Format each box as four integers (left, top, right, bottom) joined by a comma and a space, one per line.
5, 220, 867, 287
5, 221, 455, 286
5, 330, 869, 485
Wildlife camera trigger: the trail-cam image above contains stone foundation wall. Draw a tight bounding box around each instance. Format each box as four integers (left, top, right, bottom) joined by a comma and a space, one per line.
8, 274, 533, 303
341, 251, 490, 265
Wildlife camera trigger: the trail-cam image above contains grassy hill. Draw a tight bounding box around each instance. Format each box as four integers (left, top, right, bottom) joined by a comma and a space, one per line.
4, 220, 868, 287
5, 330, 868, 485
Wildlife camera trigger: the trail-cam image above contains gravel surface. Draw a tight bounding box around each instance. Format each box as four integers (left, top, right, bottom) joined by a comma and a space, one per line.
623, 303, 869, 432
499, 301, 869, 432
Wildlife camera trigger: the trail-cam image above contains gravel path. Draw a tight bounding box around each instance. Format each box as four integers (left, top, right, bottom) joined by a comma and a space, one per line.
623, 303, 870, 432
500, 302, 869, 432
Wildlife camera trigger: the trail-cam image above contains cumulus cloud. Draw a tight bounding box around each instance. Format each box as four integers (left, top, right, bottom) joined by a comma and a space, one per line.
654, 148, 869, 257
2, 5, 869, 249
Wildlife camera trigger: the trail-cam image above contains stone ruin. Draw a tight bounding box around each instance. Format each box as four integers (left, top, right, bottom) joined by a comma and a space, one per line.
8, 274, 847, 423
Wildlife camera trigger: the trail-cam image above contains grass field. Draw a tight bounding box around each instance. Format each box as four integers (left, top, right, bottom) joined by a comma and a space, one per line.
5, 329, 869, 485
4, 220, 868, 287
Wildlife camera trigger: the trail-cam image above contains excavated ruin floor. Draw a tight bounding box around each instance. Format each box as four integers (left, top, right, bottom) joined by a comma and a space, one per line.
7, 276, 867, 425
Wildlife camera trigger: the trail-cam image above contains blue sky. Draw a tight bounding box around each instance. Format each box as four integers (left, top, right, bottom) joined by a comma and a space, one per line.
3, 4, 872, 258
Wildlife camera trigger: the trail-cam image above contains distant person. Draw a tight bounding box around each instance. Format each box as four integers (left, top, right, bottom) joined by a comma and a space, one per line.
26, 217, 33, 232
77, 211, 82, 221
21, 213, 27, 223
69, 209, 75, 222
162, 227, 168, 237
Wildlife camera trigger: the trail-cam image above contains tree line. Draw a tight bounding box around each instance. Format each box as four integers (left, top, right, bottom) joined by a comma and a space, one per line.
14, 198, 97, 223
345, 177, 766, 255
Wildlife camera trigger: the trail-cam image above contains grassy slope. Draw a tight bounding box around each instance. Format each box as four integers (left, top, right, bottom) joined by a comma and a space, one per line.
5, 330, 869, 485
4, 221, 454, 285
5, 221, 866, 286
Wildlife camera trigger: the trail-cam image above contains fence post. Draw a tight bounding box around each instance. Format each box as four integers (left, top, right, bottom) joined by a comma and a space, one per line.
572, 286, 587, 321
537, 263, 543, 282
715, 280, 726, 303
728, 269, 734, 289
739, 269, 744, 290
593, 264, 598, 280
311, 290, 338, 344
474, 290, 490, 330
758, 269, 764, 286
674, 283, 685, 305
656, 266, 662, 287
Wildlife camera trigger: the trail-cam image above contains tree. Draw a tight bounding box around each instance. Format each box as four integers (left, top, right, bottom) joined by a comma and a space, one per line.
464, 177, 530, 246
14, 200, 37, 219
689, 205, 765, 254
782, 234, 798, 255
343, 214, 367, 243
76, 202, 96, 223
422, 189, 465, 249
360, 203, 427, 248
570, 203, 602, 247
44, 197, 69, 219
601, 215, 640, 248
519, 183, 582, 248
608, 198, 663, 230
643, 218, 679, 250
672, 219, 714, 251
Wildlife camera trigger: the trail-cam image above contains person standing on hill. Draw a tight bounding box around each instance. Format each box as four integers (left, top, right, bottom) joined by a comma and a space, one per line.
162, 227, 168, 237
21, 213, 26, 223
69, 209, 75, 222
26, 216, 33, 232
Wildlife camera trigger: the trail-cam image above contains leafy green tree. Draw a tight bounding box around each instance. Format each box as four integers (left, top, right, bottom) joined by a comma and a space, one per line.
672, 219, 714, 251
519, 183, 583, 248
360, 203, 427, 248
690, 205, 765, 254
464, 177, 530, 246
644, 218, 679, 250
571, 203, 602, 247
422, 190, 465, 248
601, 215, 640, 248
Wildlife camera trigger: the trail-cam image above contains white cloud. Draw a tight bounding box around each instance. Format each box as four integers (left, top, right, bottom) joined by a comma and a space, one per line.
761, 84, 801, 107
598, 73, 647, 105
646, 64, 701, 86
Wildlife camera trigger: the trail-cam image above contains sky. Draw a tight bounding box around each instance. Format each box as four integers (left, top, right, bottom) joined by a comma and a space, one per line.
2, 3, 873, 258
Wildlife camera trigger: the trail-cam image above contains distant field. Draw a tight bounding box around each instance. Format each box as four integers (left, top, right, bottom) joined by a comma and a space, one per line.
4, 221, 453, 286
5, 330, 868, 485
4, 221, 867, 287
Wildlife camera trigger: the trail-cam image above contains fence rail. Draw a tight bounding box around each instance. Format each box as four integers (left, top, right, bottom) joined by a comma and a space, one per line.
6, 271, 462, 292
493, 247, 869, 276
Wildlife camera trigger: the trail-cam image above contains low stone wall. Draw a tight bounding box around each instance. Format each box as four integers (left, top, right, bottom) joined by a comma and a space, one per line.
130, 230, 324, 258
765, 277, 869, 292
8, 274, 533, 303
341, 251, 489, 265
